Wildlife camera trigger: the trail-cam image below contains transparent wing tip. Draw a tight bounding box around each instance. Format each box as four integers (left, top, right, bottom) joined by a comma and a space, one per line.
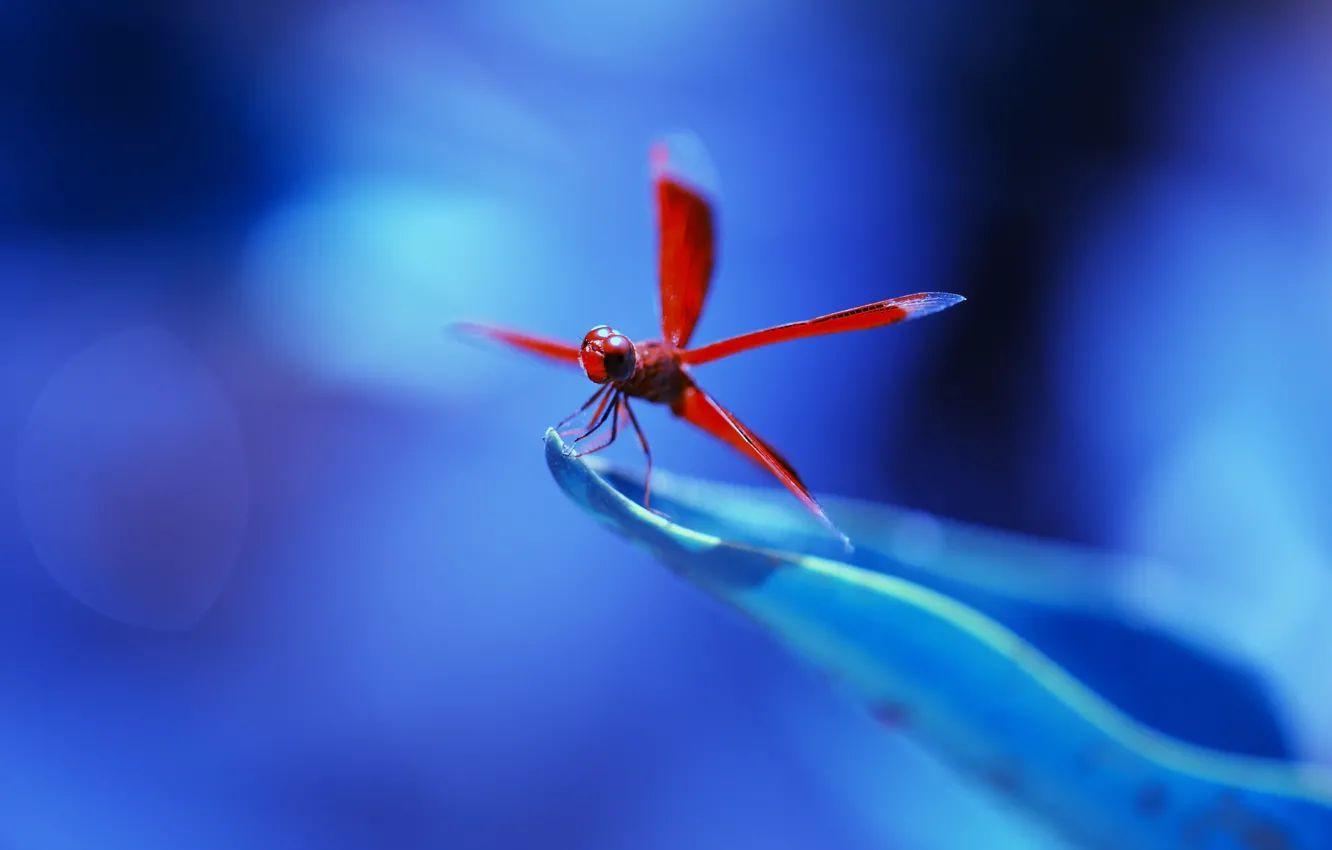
900, 292, 966, 319
650, 131, 720, 200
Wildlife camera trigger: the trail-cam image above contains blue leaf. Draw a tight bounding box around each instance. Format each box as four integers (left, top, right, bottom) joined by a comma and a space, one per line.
544, 428, 1332, 849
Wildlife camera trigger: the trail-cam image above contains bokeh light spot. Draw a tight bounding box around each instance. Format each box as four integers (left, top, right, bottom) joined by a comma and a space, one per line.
242, 177, 552, 396
15, 326, 248, 630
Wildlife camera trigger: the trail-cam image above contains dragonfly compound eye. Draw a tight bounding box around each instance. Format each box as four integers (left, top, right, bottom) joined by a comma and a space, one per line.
580, 326, 636, 384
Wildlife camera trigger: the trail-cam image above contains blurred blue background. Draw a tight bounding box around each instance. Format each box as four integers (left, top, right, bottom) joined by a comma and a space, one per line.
3, 1, 1332, 848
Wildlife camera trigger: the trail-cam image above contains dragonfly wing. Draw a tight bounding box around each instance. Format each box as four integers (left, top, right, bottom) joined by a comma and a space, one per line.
671, 382, 850, 550
670, 383, 804, 486
651, 133, 719, 349
451, 322, 581, 366
681, 292, 965, 365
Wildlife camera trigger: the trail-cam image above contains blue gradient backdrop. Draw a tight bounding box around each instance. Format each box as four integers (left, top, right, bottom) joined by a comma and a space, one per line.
2, 1, 1331, 848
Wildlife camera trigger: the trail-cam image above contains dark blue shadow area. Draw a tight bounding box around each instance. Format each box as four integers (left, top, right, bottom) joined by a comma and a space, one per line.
0, 1, 295, 239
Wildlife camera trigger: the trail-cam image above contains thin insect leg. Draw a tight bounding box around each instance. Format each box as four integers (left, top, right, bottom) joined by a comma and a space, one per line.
558, 384, 606, 430
574, 393, 622, 457
574, 387, 618, 445
570, 386, 615, 441
557, 385, 608, 436
622, 399, 657, 513
575, 391, 620, 451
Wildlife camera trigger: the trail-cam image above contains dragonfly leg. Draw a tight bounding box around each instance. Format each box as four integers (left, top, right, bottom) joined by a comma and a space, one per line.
557, 385, 609, 437
572, 392, 622, 456
573, 388, 618, 445
621, 399, 661, 515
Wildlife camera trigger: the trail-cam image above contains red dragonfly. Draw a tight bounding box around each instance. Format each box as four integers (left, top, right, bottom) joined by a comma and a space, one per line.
455, 134, 963, 550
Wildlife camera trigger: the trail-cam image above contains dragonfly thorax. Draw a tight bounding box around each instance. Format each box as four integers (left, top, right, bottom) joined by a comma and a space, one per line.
580, 325, 638, 384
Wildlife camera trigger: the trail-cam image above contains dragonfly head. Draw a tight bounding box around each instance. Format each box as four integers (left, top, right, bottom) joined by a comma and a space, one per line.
580, 325, 637, 384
